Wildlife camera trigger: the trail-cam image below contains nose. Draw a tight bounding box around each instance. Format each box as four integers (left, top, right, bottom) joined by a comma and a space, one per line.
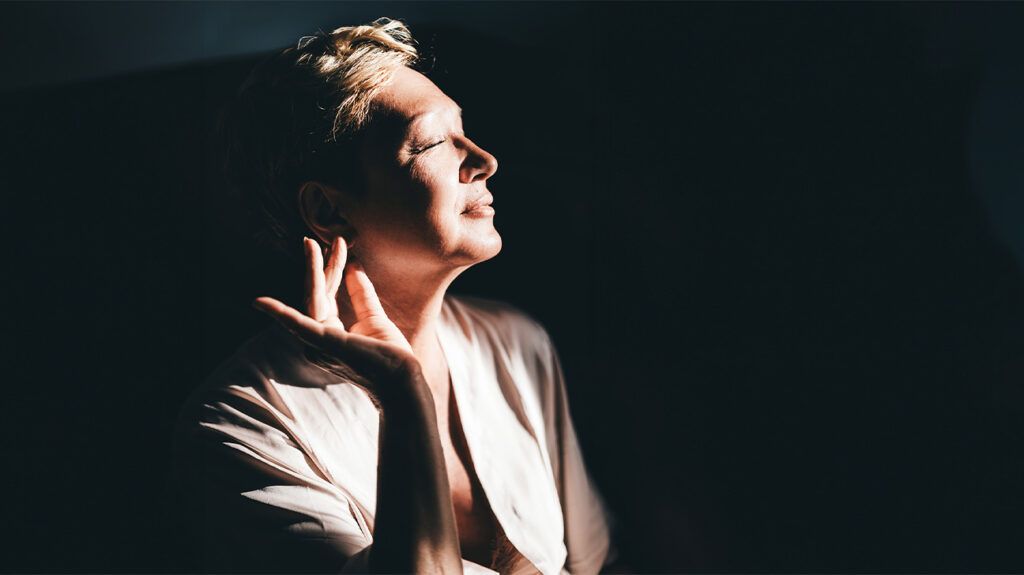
459, 136, 499, 184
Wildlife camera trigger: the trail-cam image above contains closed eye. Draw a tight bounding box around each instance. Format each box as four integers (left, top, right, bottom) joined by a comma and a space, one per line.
411, 138, 447, 154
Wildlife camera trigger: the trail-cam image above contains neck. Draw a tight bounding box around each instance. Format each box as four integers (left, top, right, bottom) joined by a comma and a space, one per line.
337, 259, 469, 387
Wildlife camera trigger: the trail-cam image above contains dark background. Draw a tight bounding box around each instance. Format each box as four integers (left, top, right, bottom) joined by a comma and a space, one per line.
3, 1, 1024, 572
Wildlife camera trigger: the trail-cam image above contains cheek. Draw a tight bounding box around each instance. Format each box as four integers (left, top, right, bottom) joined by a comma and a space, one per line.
408, 155, 462, 219
370, 158, 461, 249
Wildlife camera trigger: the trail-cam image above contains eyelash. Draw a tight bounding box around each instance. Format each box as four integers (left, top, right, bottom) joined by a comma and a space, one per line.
412, 138, 447, 154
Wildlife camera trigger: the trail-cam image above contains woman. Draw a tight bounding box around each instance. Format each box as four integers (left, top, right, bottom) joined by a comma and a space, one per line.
171, 17, 617, 575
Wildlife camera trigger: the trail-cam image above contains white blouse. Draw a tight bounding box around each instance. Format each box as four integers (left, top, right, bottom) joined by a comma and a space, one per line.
171, 293, 616, 574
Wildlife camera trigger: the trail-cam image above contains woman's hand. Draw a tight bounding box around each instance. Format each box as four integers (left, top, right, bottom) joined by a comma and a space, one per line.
254, 237, 462, 574
253, 236, 422, 405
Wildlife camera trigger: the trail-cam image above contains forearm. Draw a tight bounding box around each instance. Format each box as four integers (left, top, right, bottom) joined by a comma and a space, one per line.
366, 369, 463, 574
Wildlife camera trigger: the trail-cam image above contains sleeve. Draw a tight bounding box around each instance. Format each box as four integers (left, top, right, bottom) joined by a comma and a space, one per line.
170, 384, 374, 574
533, 327, 620, 575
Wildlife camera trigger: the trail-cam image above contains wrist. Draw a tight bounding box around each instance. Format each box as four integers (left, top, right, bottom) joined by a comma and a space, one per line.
375, 364, 434, 414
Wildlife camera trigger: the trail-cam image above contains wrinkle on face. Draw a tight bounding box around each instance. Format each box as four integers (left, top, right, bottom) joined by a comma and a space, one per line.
344, 66, 501, 278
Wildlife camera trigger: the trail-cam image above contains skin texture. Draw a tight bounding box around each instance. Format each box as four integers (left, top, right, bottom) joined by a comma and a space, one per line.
253, 65, 502, 573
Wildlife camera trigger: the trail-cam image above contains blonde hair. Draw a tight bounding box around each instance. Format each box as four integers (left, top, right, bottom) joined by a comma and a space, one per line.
218, 17, 421, 257
293, 18, 419, 140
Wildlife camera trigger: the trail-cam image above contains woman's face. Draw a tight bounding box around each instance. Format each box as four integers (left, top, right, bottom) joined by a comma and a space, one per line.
346, 65, 501, 277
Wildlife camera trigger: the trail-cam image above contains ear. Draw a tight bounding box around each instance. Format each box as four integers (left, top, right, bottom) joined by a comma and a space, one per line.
297, 181, 358, 247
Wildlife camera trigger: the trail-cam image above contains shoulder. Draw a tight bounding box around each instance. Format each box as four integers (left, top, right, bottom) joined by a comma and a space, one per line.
177, 324, 308, 407
171, 323, 337, 455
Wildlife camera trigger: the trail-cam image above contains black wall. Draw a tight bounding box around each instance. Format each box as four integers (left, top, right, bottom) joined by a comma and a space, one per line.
3, 2, 1024, 572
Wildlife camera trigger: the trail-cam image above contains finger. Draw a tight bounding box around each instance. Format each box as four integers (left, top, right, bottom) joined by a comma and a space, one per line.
302, 237, 314, 314
253, 296, 326, 345
255, 298, 383, 374
323, 236, 347, 301
345, 260, 388, 321
304, 237, 329, 321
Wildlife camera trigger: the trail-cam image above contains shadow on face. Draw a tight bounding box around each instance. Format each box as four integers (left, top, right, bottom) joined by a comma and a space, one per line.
303, 66, 502, 287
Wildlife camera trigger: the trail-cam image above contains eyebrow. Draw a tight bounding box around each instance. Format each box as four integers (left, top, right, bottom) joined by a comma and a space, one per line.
405, 104, 463, 126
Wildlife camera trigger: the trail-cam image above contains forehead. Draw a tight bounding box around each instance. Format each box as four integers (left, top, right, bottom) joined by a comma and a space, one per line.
369, 66, 461, 134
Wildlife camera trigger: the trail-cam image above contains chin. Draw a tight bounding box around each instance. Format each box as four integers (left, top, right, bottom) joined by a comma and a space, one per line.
452, 229, 502, 266
479, 233, 503, 261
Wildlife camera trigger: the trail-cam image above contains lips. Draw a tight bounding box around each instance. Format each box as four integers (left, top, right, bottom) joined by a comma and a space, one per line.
462, 192, 494, 213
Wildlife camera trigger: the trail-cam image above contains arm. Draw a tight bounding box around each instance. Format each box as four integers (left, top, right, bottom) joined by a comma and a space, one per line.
367, 366, 463, 574
171, 387, 371, 573
170, 370, 461, 574
178, 235, 465, 574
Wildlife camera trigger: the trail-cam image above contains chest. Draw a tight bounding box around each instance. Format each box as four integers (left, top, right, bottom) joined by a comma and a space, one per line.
386, 328, 567, 570
280, 321, 572, 570
435, 388, 501, 565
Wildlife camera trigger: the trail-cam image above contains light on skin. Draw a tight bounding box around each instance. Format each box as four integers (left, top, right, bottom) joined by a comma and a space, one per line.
251, 64, 505, 571
257, 64, 501, 399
